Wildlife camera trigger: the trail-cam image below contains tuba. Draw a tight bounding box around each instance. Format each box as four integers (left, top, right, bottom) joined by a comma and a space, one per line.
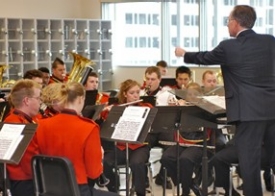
68, 52, 95, 85
0, 64, 16, 88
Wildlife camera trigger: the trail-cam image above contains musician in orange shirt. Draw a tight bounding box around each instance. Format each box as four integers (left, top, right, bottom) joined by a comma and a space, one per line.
103, 79, 152, 196
84, 72, 109, 105
35, 82, 110, 196
48, 57, 68, 84
4, 79, 41, 196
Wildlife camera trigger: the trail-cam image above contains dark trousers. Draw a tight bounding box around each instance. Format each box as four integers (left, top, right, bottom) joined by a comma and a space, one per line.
234, 120, 275, 196
103, 145, 150, 196
211, 142, 271, 191
160, 146, 203, 195
10, 180, 34, 196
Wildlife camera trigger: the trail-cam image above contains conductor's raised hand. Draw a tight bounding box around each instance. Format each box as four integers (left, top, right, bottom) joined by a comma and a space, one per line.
175, 47, 186, 57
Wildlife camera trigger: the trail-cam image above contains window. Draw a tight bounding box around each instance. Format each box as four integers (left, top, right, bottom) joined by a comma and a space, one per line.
102, 0, 275, 66
139, 37, 147, 48
125, 37, 133, 48
139, 14, 146, 24
125, 13, 132, 24
171, 15, 177, 26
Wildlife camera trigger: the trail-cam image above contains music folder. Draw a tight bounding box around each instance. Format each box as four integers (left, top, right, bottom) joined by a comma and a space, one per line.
100, 106, 158, 144
84, 90, 98, 107
160, 77, 177, 87
0, 123, 37, 164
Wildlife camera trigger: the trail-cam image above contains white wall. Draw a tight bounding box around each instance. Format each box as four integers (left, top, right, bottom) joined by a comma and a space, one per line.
1, 0, 218, 89
1, 0, 100, 19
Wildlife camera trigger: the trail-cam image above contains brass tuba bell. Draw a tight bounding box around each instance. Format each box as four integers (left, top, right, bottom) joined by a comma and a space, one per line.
68, 52, 95, 85
0, 64, 16, 88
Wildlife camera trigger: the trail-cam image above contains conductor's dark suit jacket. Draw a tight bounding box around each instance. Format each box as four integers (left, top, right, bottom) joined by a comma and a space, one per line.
184, 29, 275, 123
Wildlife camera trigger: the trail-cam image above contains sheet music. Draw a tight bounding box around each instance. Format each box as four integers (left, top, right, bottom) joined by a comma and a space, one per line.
202, 95, 226, 109
111, 106, 150, 142
0, 124, 25, 160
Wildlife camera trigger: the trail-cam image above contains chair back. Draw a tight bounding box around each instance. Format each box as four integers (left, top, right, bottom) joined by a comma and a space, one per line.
32, 155, 81, 196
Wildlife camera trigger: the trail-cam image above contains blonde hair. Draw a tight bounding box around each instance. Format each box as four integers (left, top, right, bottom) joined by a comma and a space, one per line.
41, 83, 63, 106
9, 79, 42, 108
58, 82, 85, 107
117, 79, 141, 104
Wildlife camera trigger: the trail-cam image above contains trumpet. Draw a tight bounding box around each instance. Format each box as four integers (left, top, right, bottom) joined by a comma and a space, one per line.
143, 85, 151, 96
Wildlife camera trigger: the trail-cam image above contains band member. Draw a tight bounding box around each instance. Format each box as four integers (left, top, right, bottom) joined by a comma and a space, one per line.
38, 67, 50, 87
201, 70, 218, 94
36, 82, 114, 196
103, 79, 152, 196
4, 79, 42, 196
23, 69, 44, 87
156, 60, 169, 76
48, 57, 67, 84
84, 72, 109, 105
171, 66, 192, 89
160, 83, 214, 196
39, 83, 64, 118
140, 66, 173, 106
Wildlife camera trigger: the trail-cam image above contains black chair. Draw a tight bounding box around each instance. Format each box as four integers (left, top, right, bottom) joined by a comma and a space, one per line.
32, 155, 81, 196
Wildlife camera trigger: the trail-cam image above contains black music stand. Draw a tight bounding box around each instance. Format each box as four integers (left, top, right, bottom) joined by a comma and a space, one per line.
82, 104, 105, 121
0, 123, 37, 196
160, 77, 177, 87
0, 102, 11, 122
203, 86, 225, 96
151, 105, 225, 196
84, 90, 98, 108
100, 106, 158, 196
140, 96, 156, 106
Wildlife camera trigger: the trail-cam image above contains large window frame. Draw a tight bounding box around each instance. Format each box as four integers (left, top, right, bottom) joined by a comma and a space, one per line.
101, 0, 275, 67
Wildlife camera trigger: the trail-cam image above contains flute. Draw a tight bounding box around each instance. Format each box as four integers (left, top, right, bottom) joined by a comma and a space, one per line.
119, 99, 143, 106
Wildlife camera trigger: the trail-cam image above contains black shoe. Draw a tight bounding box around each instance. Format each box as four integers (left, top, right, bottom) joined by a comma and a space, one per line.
266, 185, 275, 192
154, 174, 172, 189
190, 183, 202, 196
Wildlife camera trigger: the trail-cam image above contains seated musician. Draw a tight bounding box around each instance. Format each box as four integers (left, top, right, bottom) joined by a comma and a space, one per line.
201, 70, 218, 94
39, 83, 64, 118
48, 57, 67, 84
140, 66, 173, 106
23, 69, 44, 87
36, 82, 117, 196
160, 82, 215, 196
84, 72, 109, 105
103, 79, 152, 196
4, 79, 42, 196
38, 67, 50, 87
171, 66, 192, 90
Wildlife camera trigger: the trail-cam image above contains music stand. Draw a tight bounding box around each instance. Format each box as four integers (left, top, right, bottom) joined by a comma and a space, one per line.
151, 105, 225, 196
0, 102, 11, 122
140, 96, 156, 106
84, 90, 98, 107
160, 77, 177, 87
82, 104, 105, 121
100, 106, 157, 196
107, 97, 118, 105
0, 123, 37, 196
203, 86, 225, 96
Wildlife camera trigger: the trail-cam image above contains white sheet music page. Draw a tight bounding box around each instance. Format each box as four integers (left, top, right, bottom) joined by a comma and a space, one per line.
202, 95, 226, 109
0, 124, 25, 160
111, 106, 150, 142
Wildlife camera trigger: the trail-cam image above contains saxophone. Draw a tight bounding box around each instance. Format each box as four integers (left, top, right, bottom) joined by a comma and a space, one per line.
143, 85, 151, 96
0, 105, 6, 122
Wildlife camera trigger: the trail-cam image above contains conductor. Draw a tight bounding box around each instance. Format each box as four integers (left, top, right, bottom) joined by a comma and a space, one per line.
175, 5, 275, 196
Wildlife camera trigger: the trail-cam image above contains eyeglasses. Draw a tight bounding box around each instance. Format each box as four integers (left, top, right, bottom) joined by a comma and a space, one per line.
29, 96, 42, 101
227, 18, 235, 24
